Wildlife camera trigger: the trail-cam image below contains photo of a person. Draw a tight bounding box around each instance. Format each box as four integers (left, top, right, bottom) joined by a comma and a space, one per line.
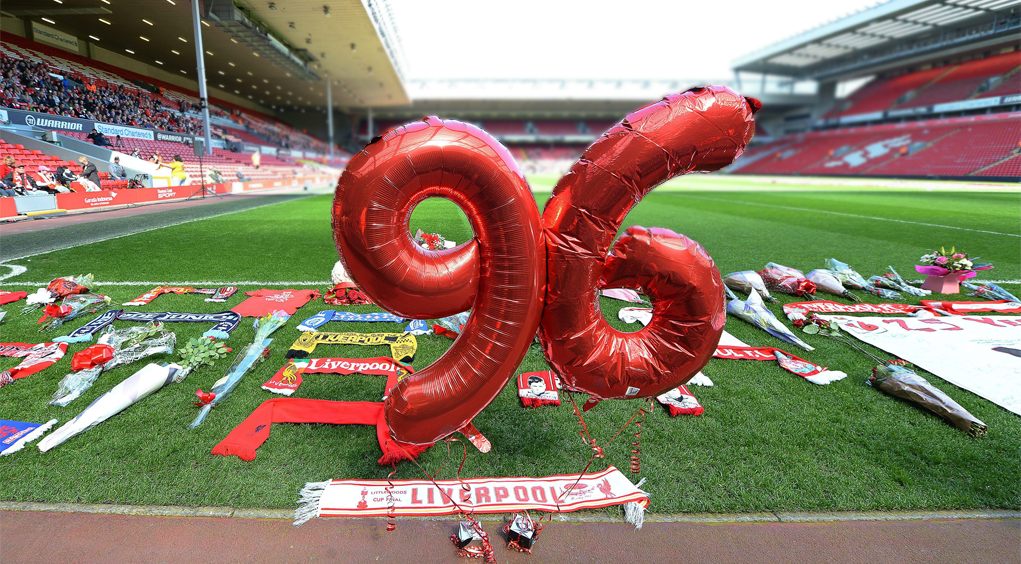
521, 374, 558, 400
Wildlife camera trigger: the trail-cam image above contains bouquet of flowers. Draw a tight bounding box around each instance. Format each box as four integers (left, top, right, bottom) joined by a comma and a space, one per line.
806, 269, 859, 302
788, 309, 842, 337
414, 229, 449, 251
324, 282, 372, 305
24, 274, 96, 310
189, 311, 289, 428
51, 323, 175, 406
37, 293, 111, 332
724, 270, 775, 302
868, 361, 986, 437
173, 336, 233, 382
960, 281, 1020, 303
879, 265, 930, 297
758, 262, 816, 297
916, 247, 991, 278
824, 258, 871, 290
725, 287, 813, 351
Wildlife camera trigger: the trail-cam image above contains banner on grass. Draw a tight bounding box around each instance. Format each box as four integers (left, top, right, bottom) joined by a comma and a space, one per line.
919, 300, 1021, 315
300, 466, 648, 521
782, 301, 919, 316
825, 315, 1021, 415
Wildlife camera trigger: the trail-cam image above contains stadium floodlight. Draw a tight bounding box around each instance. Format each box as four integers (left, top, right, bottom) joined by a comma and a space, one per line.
171, 49, 181, 55
88, 35, 100, 41
99, 18, 111, 25
140, 36, 150, 42
125, 48, 135, 54
142, 19, 154, 26
155, 60, 164, 65
41, 17, 56, 24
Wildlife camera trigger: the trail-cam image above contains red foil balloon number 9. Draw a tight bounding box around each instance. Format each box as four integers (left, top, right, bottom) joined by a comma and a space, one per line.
335, 86, 759, 445
333, 118, 545, 446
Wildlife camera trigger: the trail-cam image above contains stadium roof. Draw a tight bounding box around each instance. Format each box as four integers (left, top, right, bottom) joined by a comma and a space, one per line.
733, 0, 1021, 80
0, 0, 409, 109
370, 79, 812, 119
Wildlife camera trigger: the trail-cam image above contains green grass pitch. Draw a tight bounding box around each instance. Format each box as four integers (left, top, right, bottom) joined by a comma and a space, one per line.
0, 174, 1018, 514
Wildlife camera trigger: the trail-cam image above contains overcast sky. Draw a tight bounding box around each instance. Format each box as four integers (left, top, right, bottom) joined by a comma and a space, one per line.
390, 0, 878, 80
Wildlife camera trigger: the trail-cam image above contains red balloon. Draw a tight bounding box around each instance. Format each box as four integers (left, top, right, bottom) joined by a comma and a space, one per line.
333, 87, 758, 444
539, 86, 759, 400
334, 117, 546, 445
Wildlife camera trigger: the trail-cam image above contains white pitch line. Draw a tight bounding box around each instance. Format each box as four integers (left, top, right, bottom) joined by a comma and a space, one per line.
0, 263, 27, 282
684, 195, 1021, 238
0, 192, 318, 263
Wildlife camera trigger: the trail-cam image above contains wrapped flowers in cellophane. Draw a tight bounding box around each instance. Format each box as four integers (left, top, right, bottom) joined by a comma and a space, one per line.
37, 294, 111, 332
824, 258, 870, 290
961, 281, 1020, 303
758, 262, 816, 297
724, 270, 775, 302
881, 266, 930, 297
806, 269, 859, 302
725, 287, 813, 351
868, 362, 986, 437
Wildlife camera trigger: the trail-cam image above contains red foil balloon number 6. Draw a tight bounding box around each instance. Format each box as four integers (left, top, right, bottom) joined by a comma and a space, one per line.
335, 86, 759, 445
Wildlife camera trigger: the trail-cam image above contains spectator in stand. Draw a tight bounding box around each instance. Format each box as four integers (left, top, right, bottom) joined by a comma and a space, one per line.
86, 128, 111, 147
251, 151, 261, 169
0, 178, 16, 197
54, 164, 77, 189
167, 155, 188, 186
77, 156, 101, 192
115, 135, 124, 147
35, 166, 70, 193
4, 164, 40, 194
109, 156, 127, 180
0, 57, 203, 135
149, 151, 163, 167
0, 156, 14, 179
130, 148, 141, 159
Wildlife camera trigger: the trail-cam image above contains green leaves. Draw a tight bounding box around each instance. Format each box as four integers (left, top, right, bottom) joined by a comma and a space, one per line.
177, 337, 232, 370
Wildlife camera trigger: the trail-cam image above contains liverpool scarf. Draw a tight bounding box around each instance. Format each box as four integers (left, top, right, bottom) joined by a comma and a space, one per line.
713, 345, 846, 385
0, 342, 68, 388
294, 466, 649, 526
123, 286, 238, 306
296, 310, 407, 332
262, 357, 410, 396
211, 398, 430, 465
287, 332, 417, 362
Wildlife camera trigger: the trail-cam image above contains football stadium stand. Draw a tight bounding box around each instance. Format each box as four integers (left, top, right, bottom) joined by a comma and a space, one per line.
0, 30, 346, 217
727, 0, 1020, 180
0, 35, 328, 152
734, 113, 1021, 177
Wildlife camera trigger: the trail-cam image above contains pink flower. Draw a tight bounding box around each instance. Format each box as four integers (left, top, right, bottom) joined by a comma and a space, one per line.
935, 256, 948, 265
952, 253, 965, 259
